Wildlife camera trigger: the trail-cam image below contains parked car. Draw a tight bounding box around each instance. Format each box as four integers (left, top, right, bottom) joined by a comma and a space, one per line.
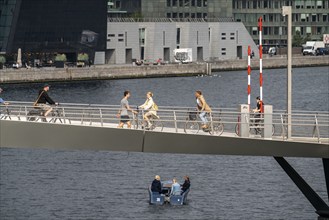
268, 47, 277, 56
315, 47, 329, 56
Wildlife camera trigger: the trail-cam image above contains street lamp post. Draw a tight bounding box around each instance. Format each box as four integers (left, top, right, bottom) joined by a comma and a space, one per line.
282, 6, 292, 139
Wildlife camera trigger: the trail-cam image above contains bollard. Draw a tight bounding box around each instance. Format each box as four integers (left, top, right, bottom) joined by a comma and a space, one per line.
262, 105, 273, 139
238, 104, 250, 137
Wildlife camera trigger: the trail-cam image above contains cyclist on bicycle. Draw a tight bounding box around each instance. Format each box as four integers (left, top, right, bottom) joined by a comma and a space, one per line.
35, 84, 58, 118
139, 92, 158, 128
252, 96, 264, 132
195, 90, 211, 129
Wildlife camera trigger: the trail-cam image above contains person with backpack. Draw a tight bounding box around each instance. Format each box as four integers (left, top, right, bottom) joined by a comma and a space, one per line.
195, 90, 212, 129
139, 91, 158, 128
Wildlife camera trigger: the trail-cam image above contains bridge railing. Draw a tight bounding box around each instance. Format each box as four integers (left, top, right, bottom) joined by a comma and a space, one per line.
1, 102, 328, 143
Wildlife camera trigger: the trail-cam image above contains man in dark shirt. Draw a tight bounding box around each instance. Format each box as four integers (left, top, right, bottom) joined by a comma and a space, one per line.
36, 84, 58, 117
151, 175, 162, 194
253, 96, 264, 134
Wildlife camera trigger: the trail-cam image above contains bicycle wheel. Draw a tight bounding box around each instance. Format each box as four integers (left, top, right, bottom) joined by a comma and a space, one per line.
209, 123, 224, 136
151, 120, 164, 132
184, 121, 199, 134
235, 124, 239, 135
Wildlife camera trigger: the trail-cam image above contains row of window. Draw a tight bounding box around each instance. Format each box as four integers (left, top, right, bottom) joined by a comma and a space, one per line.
233, 0, 328, 9
235, 13, 329, 23
167, 0, 207, 8
249, 26, 328, 36
166, 12, 207, 19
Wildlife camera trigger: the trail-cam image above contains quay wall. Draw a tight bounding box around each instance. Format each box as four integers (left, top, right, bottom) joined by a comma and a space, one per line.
0, 56, 328, 83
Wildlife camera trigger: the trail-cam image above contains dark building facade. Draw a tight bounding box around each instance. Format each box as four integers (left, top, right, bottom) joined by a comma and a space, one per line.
1, 0, 107, 62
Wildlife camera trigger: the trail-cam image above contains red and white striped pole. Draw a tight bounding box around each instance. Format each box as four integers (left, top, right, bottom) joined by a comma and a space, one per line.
247, 45, 251, 107
258, 16, 263, 102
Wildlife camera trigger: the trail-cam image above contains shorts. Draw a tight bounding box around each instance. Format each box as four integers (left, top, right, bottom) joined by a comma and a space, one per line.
120, 115, 130, 123
37, 104, 52, 111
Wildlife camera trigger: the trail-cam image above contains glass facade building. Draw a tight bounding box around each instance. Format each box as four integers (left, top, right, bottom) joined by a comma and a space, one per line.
1, 0, 107, 62
233, 0, 329, 46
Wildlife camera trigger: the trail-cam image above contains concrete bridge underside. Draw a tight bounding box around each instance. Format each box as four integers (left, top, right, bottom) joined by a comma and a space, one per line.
1, 120, 328, 158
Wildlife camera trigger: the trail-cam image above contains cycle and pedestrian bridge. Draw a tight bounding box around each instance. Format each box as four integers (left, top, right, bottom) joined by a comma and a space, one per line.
1, 102, 329, 218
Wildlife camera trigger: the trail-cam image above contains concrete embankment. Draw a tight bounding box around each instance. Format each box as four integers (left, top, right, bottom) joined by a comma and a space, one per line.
0, 56, 328, 83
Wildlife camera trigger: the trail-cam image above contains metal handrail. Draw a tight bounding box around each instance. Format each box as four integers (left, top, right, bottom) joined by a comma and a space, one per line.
1, 103, 328, 142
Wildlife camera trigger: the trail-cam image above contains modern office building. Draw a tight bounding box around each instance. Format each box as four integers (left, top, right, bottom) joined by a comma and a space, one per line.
141, 0, 232, 19
0, 0, 107, 62
105, 18, 258, 64
232, 0, 329, 46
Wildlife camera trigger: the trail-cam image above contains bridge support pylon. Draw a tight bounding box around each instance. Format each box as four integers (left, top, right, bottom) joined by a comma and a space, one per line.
274, 157, 329, 219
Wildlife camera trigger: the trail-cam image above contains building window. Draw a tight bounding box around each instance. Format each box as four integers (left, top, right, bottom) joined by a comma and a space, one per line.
203, 13, 207, 18
118, 39, 124, 42
191, 0, 195, 7
176, 28, 180, 44
179, 13, 183, 18
317, 27, 322, 34
173, 13, 177, 18
184, 0, 190, 7
167, 0, 171, 7
167, 13, 171, 18
197, 0, 202, 7
173, 0, 177, 6
230, 37, 235, 40
118, 34, 124, 37
230, 33, 235, 36
253, 0, 257, 8
203, 0, 207, 7
108, 34, 115, 37
221, 33, 226, 35
115, 0, 121, 9
125, 32, 127, 47
317, 0, 323, 8
197, 31, 199, 45
221, 48, 226, 51
221, 37, 226, 40
139, 28, 145, 45
179, 0, 183, 7
197, 13, 202, 18
323, 14, 327, 22
221, 52, 226, 55
306, 27, 311, 34
185, 13, 190, 18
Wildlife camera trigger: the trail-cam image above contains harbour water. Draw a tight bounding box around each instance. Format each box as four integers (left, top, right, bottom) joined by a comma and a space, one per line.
0, 66, 328, 219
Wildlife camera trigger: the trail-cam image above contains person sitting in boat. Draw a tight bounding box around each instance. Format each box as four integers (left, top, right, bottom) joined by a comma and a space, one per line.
170, 178, 181, 196
181, 176, 190, 195
151, 175, 162, 194
139, 92, 158, 128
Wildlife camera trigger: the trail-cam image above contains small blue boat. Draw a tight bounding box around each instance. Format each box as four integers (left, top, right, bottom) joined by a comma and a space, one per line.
148, 180, 190, 205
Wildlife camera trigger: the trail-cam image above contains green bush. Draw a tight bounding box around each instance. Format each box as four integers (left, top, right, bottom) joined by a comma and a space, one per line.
54, 54, 67, 62
0, 56, 6, 64
77, 53, 89, 61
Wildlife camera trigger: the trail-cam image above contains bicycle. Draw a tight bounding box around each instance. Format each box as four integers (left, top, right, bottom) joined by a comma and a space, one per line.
184, 110, 224, 136
0, 105, 12, 120
27, 105, 69, 123
235, 113, 274, 136
133, 108, 163, 131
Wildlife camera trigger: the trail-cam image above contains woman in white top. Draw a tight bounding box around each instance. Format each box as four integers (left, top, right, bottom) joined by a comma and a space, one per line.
139, 92, 157, 128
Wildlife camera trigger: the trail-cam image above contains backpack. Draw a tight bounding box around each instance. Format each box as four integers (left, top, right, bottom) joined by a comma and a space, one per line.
153, 103, 159, 111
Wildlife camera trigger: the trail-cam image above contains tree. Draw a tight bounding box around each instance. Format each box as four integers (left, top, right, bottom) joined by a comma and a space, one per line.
292, 30, 304, 47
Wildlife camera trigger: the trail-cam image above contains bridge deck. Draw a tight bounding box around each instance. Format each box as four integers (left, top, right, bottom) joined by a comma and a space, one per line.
1, 103, 328, 158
